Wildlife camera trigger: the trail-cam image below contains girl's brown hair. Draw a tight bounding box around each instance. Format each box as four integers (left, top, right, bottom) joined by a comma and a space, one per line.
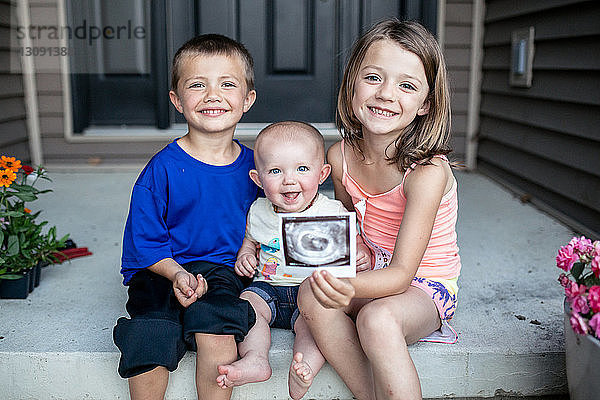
337, 19, 452, 170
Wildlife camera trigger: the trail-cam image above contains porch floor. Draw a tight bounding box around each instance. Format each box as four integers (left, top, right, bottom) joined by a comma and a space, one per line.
0, 170, 574, 399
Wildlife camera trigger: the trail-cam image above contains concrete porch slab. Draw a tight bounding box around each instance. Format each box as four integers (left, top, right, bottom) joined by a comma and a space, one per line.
0, 170, 574, 399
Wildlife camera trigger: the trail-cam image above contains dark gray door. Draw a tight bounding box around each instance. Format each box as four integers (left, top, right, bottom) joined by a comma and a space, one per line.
68, 0, 169, 132
70, 0, 437, 131
191, 0, 437, 123
169, 0, 339, 123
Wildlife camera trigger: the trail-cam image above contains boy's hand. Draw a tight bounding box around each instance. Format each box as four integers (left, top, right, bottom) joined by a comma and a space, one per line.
173, 270, 204, 307
309, 270, 355, 309
235, 253, 258, 277
356, 242, 371, 272
194, 274, 208, 298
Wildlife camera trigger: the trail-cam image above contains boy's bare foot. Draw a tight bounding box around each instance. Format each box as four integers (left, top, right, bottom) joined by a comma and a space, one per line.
288, 352, 314, 400
216, 353, 272, 389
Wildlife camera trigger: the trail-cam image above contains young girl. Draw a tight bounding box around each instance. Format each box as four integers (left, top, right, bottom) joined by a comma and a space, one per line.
297, 19, 461, 400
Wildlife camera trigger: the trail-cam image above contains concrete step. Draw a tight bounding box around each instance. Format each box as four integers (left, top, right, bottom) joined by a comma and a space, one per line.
0, 171, 574, 399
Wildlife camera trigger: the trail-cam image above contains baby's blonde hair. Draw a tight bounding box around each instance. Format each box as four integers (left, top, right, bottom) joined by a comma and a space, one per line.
337, 18, 452, 170
254, 121, 325, 167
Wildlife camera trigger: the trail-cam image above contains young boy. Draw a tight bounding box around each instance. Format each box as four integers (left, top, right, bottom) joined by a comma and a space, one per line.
215, 121, 371, 399
113, 34, 259, 400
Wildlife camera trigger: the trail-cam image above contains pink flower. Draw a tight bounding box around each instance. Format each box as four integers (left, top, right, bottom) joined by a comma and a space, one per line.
556, 244, 579, 272
565, 281, 587, 299
570, 312, 590, 335
558, 273, 570, 287
588, 286, 600, 313
569, 236, 594, 257
589, 313, 600, 338
591, 255, 600, 278
593, 241, 600, 257
571, 295, 590, 314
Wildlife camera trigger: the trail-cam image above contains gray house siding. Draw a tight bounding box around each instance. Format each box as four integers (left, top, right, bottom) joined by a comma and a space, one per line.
0, 1, 472, 168
0, 0, 29, 163
444, 0, 475, 163
477, 0, 600, 237
26, 0, 170, 166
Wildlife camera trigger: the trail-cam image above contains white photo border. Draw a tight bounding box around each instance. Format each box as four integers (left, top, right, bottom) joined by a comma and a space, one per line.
278, 212, 356, 278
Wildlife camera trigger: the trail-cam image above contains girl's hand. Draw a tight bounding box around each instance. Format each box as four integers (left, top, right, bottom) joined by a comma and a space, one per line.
235, 253, 258, 277
309, 270, 355, 309
172, 270, 201, 307
356, 242, 371, 272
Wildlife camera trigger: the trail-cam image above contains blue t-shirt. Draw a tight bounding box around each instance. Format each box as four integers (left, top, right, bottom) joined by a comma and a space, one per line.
120, 139, 258, 285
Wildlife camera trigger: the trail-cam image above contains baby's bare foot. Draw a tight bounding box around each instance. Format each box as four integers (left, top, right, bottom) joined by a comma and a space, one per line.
288, 352, 314, 400
216, 353, 272, 389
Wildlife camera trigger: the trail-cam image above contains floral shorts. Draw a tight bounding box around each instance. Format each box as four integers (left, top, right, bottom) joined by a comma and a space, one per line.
411, 276, 458, 321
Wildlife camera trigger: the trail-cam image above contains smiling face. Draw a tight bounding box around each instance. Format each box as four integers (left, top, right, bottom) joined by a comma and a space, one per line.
169, 53, 256, 137
351, 39, 430, 139
250, 127, 331, 213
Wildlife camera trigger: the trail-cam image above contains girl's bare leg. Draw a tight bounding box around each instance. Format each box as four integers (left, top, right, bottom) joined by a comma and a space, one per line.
356, 287, 441, 400
297, 282, 375, 400
216, 291, 273, 388
128, 366, 169, 400
288, 315, 326, 399
195, 333, 238, 400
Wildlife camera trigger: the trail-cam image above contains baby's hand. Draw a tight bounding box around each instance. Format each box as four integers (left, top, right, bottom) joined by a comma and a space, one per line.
356, 242, 371, 272
235, 253, 258, 278
172, 270, 205, 307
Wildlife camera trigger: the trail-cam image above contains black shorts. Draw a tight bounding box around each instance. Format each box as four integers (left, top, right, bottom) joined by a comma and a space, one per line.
113, 261, 256, 378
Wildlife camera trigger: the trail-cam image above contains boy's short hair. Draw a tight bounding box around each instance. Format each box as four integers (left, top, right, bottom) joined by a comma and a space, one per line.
171, 34, 255, 92
255, 121, 325, 164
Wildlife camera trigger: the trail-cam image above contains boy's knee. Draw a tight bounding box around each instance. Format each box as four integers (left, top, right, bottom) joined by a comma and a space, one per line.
195, 333, 236, 349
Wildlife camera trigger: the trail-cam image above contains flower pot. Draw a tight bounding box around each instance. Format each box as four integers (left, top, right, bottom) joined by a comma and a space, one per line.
564, 299, 600, 400
0, 271, 30, 299
33, 262, 42, 287
28, 268, 35, 292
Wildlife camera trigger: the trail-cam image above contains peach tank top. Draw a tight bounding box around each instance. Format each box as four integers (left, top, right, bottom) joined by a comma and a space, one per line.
341, 141, 461, 279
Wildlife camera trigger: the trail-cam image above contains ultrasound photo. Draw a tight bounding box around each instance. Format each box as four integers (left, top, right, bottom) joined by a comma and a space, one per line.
279, 213, 356, 278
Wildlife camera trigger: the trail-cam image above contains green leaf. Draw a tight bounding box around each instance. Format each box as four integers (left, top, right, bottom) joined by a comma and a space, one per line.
6, 235, 19, 256
13, 192, 37, 202
583, 274, 600, 287
58, 234, 69, 245
571, 262, 585, 281
0, 211, 25, 217
9, 184, 35, 192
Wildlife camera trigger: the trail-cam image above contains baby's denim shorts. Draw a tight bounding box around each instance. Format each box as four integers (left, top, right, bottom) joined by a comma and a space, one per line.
242, 280, 300, 331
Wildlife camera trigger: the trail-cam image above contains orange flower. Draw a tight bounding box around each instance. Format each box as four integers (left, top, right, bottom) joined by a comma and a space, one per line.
24, 208, 31, 213
0, 168, 17, 187
0, 156, 22, 172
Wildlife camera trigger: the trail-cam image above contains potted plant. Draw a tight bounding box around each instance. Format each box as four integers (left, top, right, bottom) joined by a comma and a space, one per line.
556, 235, 600, 399
0, 156, 69, 299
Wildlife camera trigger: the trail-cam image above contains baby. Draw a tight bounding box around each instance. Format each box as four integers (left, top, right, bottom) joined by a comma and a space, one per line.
217, 121, 370, 399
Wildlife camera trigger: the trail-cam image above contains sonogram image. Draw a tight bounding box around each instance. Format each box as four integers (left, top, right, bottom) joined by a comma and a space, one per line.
281, 215, 350, 267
